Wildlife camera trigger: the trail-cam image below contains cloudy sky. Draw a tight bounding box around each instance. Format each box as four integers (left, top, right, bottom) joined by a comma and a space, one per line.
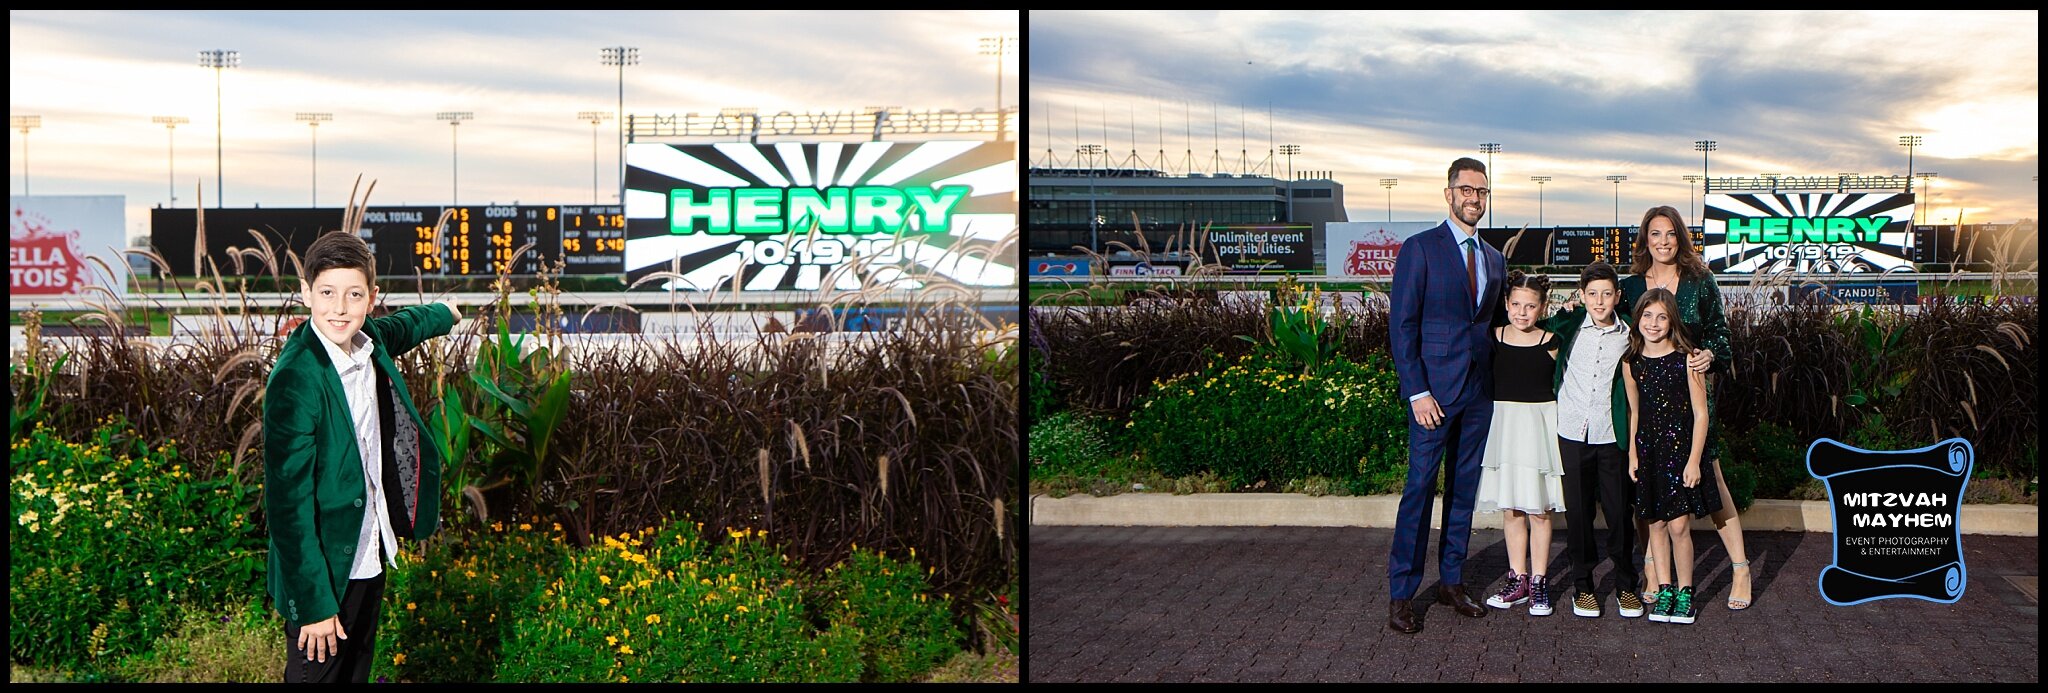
9, 10, 1018, 241
1028, 11, 2037, 228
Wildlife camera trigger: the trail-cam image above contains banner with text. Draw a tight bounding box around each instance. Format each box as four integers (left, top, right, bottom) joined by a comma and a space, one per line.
1199, 224, 1312, 273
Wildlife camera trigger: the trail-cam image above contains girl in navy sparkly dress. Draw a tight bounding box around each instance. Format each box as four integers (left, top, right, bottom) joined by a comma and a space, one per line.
1623, 287, 1720, 625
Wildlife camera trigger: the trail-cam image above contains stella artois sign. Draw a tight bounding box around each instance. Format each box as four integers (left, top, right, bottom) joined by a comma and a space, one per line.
11, 196, 128, 298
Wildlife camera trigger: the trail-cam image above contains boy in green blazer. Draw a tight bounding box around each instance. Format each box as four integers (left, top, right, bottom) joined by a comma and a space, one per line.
264, 231, 460, 682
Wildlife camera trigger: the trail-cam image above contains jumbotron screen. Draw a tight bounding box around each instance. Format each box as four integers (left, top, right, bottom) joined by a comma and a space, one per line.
621, 140, 1016, 291
1702, 193, 1915, 273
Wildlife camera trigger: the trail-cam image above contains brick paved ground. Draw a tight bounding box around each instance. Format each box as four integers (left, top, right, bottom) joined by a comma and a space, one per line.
1027, 527, 2038, 682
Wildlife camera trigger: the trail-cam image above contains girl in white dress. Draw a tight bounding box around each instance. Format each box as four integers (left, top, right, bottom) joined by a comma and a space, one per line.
1478, 271, 1568, 616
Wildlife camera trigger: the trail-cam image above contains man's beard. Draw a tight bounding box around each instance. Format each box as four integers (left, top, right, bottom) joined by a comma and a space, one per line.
1455, 203, 1484, 226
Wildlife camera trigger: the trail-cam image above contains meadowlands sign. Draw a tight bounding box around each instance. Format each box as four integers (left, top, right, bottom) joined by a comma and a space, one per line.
623, 141, 1015, 292
1703, 193, 1915, 274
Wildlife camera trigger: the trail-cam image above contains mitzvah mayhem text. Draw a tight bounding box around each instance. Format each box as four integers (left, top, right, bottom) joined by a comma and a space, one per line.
1844, 492, 1951, 528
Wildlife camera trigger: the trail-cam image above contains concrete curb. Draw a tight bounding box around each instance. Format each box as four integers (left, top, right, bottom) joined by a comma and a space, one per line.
1028, 493, 2038, 536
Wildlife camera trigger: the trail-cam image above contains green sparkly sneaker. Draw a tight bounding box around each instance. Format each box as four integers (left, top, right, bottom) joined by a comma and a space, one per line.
1648, 583, 1675, 623
1669, 585, 1697, 624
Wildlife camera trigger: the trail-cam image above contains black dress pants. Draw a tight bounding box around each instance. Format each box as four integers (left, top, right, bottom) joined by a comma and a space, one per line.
283, 572, 385, 683
1559, 436, 1638, 596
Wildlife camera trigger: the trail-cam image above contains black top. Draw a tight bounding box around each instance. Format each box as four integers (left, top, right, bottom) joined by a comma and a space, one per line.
1492, 328, 1558, 403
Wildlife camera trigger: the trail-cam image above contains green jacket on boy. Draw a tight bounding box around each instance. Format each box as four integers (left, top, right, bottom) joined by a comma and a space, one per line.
1539, 305, 1633, 453
264, 303, 455, 625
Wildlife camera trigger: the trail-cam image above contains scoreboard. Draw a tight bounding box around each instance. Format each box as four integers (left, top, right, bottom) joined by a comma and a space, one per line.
1548, 227, 1630, 267
1477, 226, 1704, 268
368, 205, 626, 276
150, 205, 625, 277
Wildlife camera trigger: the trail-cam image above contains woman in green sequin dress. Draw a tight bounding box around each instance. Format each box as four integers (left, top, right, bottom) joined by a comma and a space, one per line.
1619, 205, 1754, 611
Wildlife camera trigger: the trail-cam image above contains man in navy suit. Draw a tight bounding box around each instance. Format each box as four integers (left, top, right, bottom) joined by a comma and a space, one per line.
1386, 157, 1508, 633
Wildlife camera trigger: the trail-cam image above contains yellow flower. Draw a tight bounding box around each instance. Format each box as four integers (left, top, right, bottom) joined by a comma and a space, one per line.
607, 635, 618, 646
465, 570, 476, 578
407, 602, 417, 611
619, 644, 633, 655
600, 575, 612, 585
737, 605, 749, 613
393, 652, 406, 665
518, 523, 532, 531
598, 597, 611, 606
646, 614, 661, 625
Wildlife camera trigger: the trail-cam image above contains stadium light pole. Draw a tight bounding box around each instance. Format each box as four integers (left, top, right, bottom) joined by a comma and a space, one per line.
1080, 143, 1104, 253
1916, 173, 1939, 225
198, 49, 239, 208
1682, 174, 1703, 224
602, 47, 639, 204
1280, 144, 1301, 222
1531, 176, 1552, 227
1694, 139, 1716, 192
13, 115, 41, 195
1761, 173, 1781, 193
152, 116, 188, 206
979, 36, 1014, 143
1837, 172, 1858, 193
1899, 135, 1923, 193
437, 112, 473, 206
579, 111, 613, 205
295, 113, 331, 207
1480, 142, 1501, 228
1380, 178, 1399, 222
1607, 175, 1628, 226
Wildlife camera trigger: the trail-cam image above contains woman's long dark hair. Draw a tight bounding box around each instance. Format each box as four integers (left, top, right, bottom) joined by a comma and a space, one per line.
1629, 205, 1711, 280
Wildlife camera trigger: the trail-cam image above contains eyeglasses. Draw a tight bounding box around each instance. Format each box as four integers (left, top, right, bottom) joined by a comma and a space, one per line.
1451, 185, 1491, 198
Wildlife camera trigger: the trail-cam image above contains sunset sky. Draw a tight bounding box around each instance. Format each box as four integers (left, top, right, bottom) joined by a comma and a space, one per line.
1029, 11, 2037, 228
9, 10, 1019, 242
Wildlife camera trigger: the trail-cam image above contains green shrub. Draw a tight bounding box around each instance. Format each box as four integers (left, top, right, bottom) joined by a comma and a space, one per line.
9, 417, 265, 673
495, 519, 863, 683
815, 548, 963, 683
113, 598, 284, 683
1126, 351, 1407, 490
372, 518, 570, 683
1028, 411, 1114, 475
1722, 420, 1810, 501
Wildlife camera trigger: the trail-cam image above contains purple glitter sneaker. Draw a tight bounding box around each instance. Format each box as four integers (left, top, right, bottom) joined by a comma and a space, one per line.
1485, 571, 1529, 609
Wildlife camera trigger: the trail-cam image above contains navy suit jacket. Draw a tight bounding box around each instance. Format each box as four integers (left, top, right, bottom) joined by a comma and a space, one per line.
1389, 222, 1508, 409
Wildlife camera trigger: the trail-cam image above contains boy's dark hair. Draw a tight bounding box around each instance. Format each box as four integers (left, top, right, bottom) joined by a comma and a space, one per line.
1579, 261, 1618, 290
1504, 269, 1551, 302
1447, 157, 1488, 187
302, 230, 376, 286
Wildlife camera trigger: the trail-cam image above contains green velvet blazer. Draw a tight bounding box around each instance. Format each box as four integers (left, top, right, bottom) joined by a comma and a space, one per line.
263, 303, 454, 625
